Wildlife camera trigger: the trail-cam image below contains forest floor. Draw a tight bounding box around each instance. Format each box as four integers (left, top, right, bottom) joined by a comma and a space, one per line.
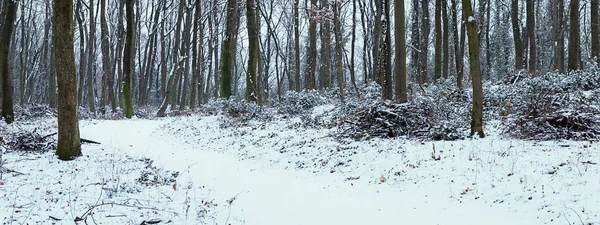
1, 104, 599, 225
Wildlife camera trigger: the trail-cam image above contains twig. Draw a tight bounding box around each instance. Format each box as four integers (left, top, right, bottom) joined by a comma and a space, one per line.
48, 215, 62, 221
77, 202, 178, 222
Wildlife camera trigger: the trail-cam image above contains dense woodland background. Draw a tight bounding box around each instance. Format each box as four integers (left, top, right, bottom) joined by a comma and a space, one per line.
0, 0, 599, 117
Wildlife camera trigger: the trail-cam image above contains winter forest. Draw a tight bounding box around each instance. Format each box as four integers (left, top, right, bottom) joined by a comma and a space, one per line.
1, 0, 600, 224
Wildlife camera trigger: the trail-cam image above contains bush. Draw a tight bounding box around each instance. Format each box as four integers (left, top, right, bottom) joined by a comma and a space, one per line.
277, 90, 326, 115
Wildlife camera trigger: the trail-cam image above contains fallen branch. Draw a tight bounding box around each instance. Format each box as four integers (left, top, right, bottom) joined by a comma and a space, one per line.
76, 202, 178, 222
42, 132, 101, 145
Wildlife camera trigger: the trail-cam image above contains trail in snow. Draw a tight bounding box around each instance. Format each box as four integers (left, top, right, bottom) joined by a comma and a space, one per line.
2, 111, 598, 225
81, 118, 543, 225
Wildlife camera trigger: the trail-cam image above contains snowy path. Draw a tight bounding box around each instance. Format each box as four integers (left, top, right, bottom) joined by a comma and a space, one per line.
80, 118, 545, 225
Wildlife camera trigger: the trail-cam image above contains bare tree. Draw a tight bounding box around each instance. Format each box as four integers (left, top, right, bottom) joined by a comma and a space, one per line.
434, 0, 442, 81
333, 0, 345, 102
511, 0, 524, 70
442, 0, 449, 79
100, 0, 116, 112
592, 0, 599, 65
319, 0, 331, 90
419, 0, 430, 84
462, 0, 484, 138
54, 0, 82, 160
293, 0, 300, 91
395, 0, 407, 102
220, 0, 239, 98
451, 0, 465, 90
1, 0, 18, 124
526, 0, 535, 74
552, 0, 565, 73
87, 0, 96, 112
306, 0, 317, 90
122, 0, 135, 117
246, 0, 259, 101
568, 0, 580, 71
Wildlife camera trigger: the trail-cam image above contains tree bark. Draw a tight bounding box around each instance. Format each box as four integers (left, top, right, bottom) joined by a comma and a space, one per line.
462, 0, 484, 138
220, 0, 238, 98
19, 0, 26, 107
0, 0, 17, 124
419, 0, 430, 84
333, 1, 345, 102
319, 0, 331, 90
373, 0, 382, 85
411, 0, 421, 83
122, 0, 135, 118
451, 0, 464, 89
434, 0, 442, 81
526, 0, 535, 74
190, 0, 201, 109
442, 0, 449, 79
568, 0, 579, 71
395, 0, 407, 102
75, 1, 86, 106
379, 0, 392, 100
305, 0, 317, 90
592, 0, 599, 65
53, 0, 82, 160
552, 0, 564, 73
294, 0, 300, 92
100, 0, 116, 112
87, 0, 96, 113
246, 0, 259, 101
511, 0, 524, 70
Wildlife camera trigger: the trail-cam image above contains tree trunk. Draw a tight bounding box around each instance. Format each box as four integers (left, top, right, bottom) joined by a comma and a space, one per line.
434, 0, 442, 82
100, 0, 116, 112
395, 0, 407, 102
246, 0, 259, 101
160, 6, 167, 99
358, 0, 370, 83
53, 0, 82, 160
592, 0, 599, 65
157, 0, 185, 115
348, 0, 361, 99
294, 0, 300, 92
75, 1, 86, 106
220, 0, 238, 98
190, 0, 201, 109
379, 0, 392, 100
122, 0, 135, 118
320, 0, 331, 90
87, 0, 96, 113
511, 0, 524, 70
526, 0, 535, 74
333, 1, 345, 102
180, 9, 193, 110
411, 0, 421, 83
462, 0, 484, 138
420, 0, 430, 84
568, 0, 579, 71
451, 0, 464, 89
0, 0, 17, 124
552, 0, 564, 73
373, 0, 382, 85
305, 0, 317, 90
19, 0, 26, 107
442, 0, 449, 79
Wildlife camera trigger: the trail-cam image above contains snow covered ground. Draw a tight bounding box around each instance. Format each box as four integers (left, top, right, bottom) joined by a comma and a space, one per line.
1, 105, 599, 225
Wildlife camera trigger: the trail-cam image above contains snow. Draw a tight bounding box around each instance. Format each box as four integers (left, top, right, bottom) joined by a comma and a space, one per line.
468, 16, 476, 22
1, 107, 600, 224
